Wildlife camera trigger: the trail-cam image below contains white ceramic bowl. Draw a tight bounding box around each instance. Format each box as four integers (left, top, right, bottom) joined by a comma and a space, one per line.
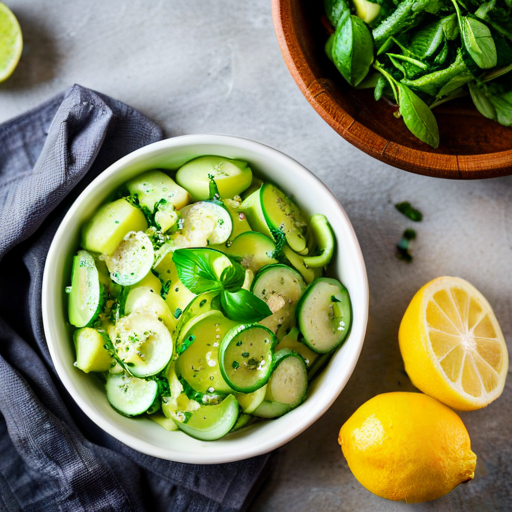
42, 134, 368, 464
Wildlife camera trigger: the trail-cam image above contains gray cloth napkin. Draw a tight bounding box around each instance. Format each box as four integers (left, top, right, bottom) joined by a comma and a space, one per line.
0, 84, 272, 512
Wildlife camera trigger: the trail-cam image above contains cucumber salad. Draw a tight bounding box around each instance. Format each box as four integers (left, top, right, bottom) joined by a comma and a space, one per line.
66, 155, 353, 441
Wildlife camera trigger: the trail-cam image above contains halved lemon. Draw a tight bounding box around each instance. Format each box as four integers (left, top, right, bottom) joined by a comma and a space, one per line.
399, 277, 508, 411
0, 2, 22, 82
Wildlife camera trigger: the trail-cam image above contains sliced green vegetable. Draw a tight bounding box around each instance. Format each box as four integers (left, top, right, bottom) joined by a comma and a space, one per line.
275, 327, 318, 368
235, 385, 267, 414
176, 156, 252, 201
220, 324, 276, 393
74, 327, 112, 373
106, 372, 158, 417
297, 277, 352, 354
303, 214, 335, 268
81, 198, 148, 255
68, 250, 104, 328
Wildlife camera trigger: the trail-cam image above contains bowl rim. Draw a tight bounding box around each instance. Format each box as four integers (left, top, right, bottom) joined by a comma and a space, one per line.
42, 134, 369, 464
271, 0, 512, 180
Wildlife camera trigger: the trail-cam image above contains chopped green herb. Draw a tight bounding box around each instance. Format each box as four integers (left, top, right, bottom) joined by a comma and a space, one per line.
395, 201, 423, 222
174, 308, 183, 319
396, 228, 417, 263
241, 352, 250, 358
232, 361, 240, 370
331, 295, 341, 302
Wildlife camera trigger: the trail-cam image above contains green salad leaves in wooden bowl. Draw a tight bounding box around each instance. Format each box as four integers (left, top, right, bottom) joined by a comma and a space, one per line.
272, 0, 512, 178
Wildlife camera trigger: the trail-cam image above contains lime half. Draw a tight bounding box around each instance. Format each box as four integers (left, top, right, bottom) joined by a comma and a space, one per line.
0, 3, 22, 82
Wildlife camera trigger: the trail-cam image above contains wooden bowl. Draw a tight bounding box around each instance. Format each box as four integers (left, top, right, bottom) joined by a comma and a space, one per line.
272, 0, 512, 179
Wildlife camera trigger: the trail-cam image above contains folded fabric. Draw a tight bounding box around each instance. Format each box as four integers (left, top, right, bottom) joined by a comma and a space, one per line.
0, 84, 273, 512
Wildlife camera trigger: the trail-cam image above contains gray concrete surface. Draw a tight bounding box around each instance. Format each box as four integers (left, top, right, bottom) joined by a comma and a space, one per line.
1, 1, 511, 510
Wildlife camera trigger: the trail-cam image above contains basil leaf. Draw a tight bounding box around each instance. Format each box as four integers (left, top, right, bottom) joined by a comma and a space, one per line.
469, 82, 497, 120
332, 12, 375, 87
462, 17, 497, 69
397, 83, 440, 148
220, 289, 272, 323
220, 262, 246, 292
324, 0, 350, 28
172, 249, 224, 294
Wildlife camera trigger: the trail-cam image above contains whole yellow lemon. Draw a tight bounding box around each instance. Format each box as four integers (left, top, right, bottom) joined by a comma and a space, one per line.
339, 392, 477, 503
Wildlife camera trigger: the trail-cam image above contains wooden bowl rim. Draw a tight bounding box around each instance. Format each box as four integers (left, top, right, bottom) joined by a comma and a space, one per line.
271, 0, 512, 180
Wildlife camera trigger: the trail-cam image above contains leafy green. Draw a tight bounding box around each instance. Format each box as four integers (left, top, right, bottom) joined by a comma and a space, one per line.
332, 11, 375, 87
220, 263, 246, 292
469, 74, 512, 125
172, 249, 225, 295
395, 202, 423, 221
270, 227, 287, 261
220, 289, 272, 323
324, 0, 350, 28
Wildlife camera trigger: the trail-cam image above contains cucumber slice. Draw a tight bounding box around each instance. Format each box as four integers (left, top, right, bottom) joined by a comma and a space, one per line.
221, 232, 278, 272
171, 394, 240, 441
220, 324, 276, 393
282, 245, 322, 285
231, 413, 252, 432
241, 184, 308, 254
251, 264, 306, 339
125, 169, 191, 211
176, 201, 233, 246
174, 291, 221, 352
106, 372, 158, 416
154, 252, 197, 318
68, 250, 104, 328
82, 198, 148, 255
124, 286, 177, 333
175, 311, 238, 394
235, 384, 267, 413
73, 327, 112, 373
252, 400, 291, 419
275, 327, 318, 368
297, 277, 352, 354
266, 349, 308, 408
106, 231, 154, 286
224, 198, 251, 241
113, 313, 173, 378
176, 156, 252, 201
303, 214, 335, 269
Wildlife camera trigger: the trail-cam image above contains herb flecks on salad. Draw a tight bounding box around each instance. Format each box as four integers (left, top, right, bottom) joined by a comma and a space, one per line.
324, 0, 512, 147
66, 155, 353, 441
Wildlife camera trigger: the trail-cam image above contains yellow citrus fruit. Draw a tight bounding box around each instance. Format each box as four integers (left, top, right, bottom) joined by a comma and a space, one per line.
0, 2, 22, 82
399, 276, 508, 411
339, 392, 477, 503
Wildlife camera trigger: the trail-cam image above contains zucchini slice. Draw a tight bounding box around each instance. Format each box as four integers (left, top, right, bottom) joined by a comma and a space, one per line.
174, 291, 221, 353
275, 327, 318, 368
241, 183, 308, 254
231, 413, 252, 432
282, 245, 322, 285
266, 349, 308, 408
252, 400, 291, 419
297, 277, 352, 354
176, 201, 233, 246
124, 286, 177, 333
220, 231, 278, 272
220, 324, 276, 393
106, 372, 158, 416
125, 169, 191, 211
106, 231, 154, 286
303, 214, 335, 269
175, 311, 238, 394
251, 264, 306, 338
113, 313, 173, 378
73, 327, 112, 373
171, 394, 240, 441
81, 198, 148, 255
176, 155, 252, 201
235, 384, 267, 413
68, 250, 104, 328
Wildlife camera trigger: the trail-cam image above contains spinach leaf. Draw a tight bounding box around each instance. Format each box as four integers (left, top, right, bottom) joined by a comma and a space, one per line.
332, 11, 375, 87
452, 0, 498, 69
220, 289, 272, 323
469, 74, 512, 125
324, 0, 350, 28
409, 14, 459, 60
172, 249, 225, 294
395, 202, 423, 221
469, 81, 498, 119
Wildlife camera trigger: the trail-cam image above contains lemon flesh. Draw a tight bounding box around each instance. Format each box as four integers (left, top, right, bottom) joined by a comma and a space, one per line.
0, 3, 22, 82
339, 392, 477, 503
399, 276, 508, 411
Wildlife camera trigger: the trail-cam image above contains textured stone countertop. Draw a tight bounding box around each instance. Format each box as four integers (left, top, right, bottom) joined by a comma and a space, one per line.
1, 1, 510, 510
